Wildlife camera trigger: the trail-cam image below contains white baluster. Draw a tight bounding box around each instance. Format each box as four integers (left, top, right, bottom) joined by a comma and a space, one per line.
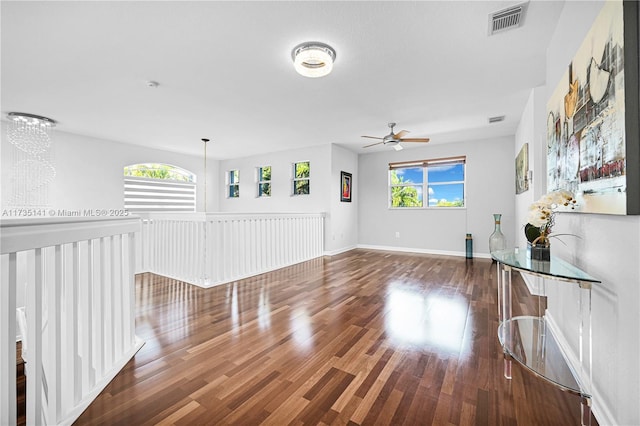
112, 235, 123, 359
0, 253, 17, 426
92, 240, 103, 379
26, 248, 44, 425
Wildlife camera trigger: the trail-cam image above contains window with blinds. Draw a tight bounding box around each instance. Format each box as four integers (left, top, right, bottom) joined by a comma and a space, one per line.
389, 156, 466, 208
123, 164, 196, 212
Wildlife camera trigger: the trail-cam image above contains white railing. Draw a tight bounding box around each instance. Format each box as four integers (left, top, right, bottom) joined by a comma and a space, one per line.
0, 217, 143, 426
137, 212, 325, 287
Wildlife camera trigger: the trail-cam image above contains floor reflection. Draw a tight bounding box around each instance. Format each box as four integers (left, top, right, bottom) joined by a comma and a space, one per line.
258, 285, 271, 330
385, 283, 470, 354
290, 307, 314, 351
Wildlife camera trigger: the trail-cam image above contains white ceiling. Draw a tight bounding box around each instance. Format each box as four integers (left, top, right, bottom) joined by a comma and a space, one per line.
1, 1, 565, 159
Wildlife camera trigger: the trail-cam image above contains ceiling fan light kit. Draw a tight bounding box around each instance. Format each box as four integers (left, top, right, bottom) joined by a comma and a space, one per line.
291, 41, 336, 78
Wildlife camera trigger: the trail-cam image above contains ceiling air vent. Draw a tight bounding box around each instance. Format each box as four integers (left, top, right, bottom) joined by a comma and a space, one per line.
489, 115, 505, 123
488, 2, 527, 35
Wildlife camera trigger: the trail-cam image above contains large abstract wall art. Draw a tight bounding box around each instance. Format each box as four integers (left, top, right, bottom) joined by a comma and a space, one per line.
546, 0, 639, 215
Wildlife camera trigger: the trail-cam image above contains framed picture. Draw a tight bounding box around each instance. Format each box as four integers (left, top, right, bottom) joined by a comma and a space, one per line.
546, 0, 639, 215
515, 143, 529, 194
340, 171, 352, 202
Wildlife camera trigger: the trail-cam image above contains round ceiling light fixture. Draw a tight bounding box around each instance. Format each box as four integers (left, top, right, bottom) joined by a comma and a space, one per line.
291, 41, 336, 78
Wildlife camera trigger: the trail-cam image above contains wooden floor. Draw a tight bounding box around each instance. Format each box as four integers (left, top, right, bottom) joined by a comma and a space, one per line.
75, 249, 595, 425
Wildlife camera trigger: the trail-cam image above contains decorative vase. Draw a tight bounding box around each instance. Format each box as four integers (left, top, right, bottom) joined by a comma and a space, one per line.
528, 241, 551, 261
489, 214, 507, 254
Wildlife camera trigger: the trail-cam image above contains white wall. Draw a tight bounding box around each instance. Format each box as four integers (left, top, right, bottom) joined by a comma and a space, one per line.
530, 1, 640, 424
1, 123, 219, 213
216, 143, 330, 214
217, 143, 357, 255
327, 144, 358, 254
358, 137, 515, 257
514, 86, 547, 248
216, 143, 359, 255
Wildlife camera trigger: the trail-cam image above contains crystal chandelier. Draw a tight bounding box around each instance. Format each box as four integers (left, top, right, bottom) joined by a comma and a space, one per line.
6, 112, 57, 207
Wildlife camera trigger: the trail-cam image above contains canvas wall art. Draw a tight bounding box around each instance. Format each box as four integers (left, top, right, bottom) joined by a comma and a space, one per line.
546, 0, 639, 215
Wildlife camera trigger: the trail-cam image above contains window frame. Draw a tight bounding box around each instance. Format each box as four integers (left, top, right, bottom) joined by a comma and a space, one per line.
227, 169, 240, 198
257, 165, 272, 197
292, 161, 310, 196
123, 163, 197, 213
388, 156, 466, 209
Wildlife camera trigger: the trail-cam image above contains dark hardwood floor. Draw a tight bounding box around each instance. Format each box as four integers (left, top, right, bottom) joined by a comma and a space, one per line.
73, 249, 595, 425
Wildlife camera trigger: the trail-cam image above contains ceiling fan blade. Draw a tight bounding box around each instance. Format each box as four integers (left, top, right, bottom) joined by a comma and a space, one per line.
393, 130, 409, 139
363, 141, 385, 148
361, 135, 383, 140
398, 138, 430, 143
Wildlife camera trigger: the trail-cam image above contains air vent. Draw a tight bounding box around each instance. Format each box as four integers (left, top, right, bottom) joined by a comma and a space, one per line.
488, 3, 527, 35
489, 115, 505, 123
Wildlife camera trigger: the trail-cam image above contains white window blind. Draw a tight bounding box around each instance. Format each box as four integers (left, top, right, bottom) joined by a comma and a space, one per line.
124, 176, 196, 212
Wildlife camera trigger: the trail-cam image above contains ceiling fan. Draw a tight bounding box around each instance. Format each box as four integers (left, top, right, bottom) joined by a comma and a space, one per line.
362, 122, 430, 151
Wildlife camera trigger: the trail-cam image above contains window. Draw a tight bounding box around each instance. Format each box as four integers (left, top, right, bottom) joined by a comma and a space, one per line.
389, 156, 465, 208
227, 170, 239, 198
390, 166, 424, 207
124, 163, 196, 212
292, 161, 310, 195
257, 166, 271, 197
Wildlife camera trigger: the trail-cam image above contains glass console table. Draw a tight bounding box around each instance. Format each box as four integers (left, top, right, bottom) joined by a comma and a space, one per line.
491, 249, 601, 426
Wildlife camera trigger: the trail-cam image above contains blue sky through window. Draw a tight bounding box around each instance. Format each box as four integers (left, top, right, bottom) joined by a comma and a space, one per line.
391, 160, 464, 208
395, 167, 423, 184
428, 164, 464, 183
428, 164, 464, 206
428, 183, 464, 206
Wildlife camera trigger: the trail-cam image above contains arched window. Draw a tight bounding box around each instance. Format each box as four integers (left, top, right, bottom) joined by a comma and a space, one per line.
124, 163, 196, 212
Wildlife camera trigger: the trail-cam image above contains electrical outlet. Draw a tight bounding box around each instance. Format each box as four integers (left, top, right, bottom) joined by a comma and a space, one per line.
395, 231, 400, 238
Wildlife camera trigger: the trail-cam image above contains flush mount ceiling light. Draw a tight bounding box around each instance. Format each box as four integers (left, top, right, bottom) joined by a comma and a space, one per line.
291, 41, 336, 78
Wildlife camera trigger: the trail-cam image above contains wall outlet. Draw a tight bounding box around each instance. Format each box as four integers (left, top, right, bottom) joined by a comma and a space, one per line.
395, 231, 400, 238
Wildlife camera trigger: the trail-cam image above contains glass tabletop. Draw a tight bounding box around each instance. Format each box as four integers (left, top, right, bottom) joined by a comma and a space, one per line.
491, 249, 601, 283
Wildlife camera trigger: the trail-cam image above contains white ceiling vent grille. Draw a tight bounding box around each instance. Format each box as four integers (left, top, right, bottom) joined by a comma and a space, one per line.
489, 115, 505, 123
488, 3, 527, 35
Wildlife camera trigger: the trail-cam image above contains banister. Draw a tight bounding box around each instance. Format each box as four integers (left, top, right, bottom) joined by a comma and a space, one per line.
1, 217, 140, 254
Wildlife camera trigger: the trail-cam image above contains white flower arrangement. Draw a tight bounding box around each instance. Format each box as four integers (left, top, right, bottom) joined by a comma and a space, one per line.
525, 190, 577, 246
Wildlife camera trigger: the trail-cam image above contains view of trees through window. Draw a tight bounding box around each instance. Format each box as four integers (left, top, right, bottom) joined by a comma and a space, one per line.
228, 170, 239, 198
390, 167, 423, 207
258, 166, 271, 197
293, 161, 310, 195
124, 163, 195, 182
390, 160, 465, 208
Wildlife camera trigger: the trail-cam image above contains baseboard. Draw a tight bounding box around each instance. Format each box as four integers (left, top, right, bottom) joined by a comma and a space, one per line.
324, 245, 357, 256
59, 337, 145, 426
545, 312, 615, 426
147, 255, 325, 289
356, 244, 492, 259
519, 272, 544, 296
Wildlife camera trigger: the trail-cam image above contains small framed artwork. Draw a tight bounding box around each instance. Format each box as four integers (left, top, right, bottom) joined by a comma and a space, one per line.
340, 171, 352, 202
515, 143, 529, 194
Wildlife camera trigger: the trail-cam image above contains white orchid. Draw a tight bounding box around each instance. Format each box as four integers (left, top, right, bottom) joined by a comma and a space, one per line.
525, 190, 577, 245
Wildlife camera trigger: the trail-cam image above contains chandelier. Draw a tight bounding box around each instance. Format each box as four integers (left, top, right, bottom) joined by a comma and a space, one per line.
6, 112, 57, 207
